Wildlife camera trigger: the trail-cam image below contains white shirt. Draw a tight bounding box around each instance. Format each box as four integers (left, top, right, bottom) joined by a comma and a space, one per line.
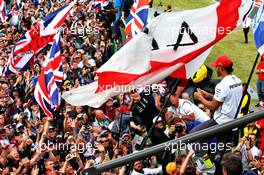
241, 144, 260, 164
168, 99, 210, 122
250, 146, 260, 158
131, 166, 163, 175
0, 66, 4, 76
213, 75, 243, 124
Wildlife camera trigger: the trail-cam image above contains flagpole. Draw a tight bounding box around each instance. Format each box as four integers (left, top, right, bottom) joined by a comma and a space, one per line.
116, 94, 126, 149
139, 78, 180, 150
214, 52, 260, 175
125, 78, 180, 174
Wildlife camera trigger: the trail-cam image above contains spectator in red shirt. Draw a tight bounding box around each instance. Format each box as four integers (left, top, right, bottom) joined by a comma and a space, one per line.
256, 57, 264, 107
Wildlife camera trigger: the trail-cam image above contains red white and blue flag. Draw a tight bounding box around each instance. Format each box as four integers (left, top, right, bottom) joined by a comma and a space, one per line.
0, 0, 8, 22
34, 32, 63, 118
7, 1, 75, 74
8, 28, 54, 73
253, 1, 264, 57
38, 1, 75, 36
125, 0, 149, 42
63, 0, 255, 108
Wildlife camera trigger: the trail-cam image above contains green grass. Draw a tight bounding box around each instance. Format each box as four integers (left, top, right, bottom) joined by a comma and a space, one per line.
207, 28, 258, 88
154, 0, 214, 10
155, 0, 259, 102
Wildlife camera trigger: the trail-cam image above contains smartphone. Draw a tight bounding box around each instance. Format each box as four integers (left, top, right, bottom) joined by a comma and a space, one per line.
254, 155, 259, 160
68, 157, 79, 171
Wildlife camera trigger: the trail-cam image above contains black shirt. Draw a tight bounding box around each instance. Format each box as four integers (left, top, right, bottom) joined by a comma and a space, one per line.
131, 95, 159, 130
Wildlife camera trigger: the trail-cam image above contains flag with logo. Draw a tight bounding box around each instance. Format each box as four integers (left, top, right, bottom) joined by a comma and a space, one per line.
125, 0, 149, 42
34, 32, 63, 118
63, 0, 255, 108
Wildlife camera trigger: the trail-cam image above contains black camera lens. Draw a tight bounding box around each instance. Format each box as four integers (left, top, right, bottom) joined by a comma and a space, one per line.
175, 124, 184, 133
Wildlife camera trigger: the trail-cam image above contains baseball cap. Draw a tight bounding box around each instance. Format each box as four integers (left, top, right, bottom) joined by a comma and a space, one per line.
49, 125, 56, 130
166, 162, 177, 175
16, 123, 24, 129
152, 116, 162, 124
64, 80, 71, 86
122, 133, 130, 139
88, 59, 96, 67
211, 55, 233, 68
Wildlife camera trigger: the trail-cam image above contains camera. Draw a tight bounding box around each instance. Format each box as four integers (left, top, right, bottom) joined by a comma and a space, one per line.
175, 124, 184, 133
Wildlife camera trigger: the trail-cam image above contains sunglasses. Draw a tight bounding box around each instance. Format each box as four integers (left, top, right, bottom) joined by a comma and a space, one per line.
49, 129, 56, 133
99, 140, 108, 143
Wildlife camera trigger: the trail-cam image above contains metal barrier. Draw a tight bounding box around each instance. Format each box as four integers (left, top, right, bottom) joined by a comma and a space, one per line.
85, 110, 264, 174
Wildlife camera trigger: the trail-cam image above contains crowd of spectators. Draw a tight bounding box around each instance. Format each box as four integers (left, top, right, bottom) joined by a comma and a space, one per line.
0, 0, 264, 175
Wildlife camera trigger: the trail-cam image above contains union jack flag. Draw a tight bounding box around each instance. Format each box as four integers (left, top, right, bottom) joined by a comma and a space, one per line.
6, 1, 75, 74
34, 32, 63, 118
39, 1, 76, 36
8, 28, 54, 73
0, 0, 8, 22
125, 0, 149, 42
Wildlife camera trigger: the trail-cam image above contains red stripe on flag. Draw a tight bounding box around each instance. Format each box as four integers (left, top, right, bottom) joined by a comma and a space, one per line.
13, 55, 24, 65
38, 91, 52, 118
134, 18, 143, 29
54, 12, 71, 29
96, 0, 242, 91
153, 0, 241, 78
54, 76, 63, 81
38, 71, 50, 98
96, 71, 139, 92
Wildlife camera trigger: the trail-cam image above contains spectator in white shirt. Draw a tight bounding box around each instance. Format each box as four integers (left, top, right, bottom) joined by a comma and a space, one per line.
131, 160, 162, 175
168, 94, 210, 123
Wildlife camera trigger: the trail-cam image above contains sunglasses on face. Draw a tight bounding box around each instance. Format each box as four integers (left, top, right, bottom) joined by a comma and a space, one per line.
49, 129, 56, 133
99, 140, 108, 143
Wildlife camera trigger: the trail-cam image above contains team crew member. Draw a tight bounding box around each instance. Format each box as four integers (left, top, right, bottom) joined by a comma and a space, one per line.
168, 95, 210, 123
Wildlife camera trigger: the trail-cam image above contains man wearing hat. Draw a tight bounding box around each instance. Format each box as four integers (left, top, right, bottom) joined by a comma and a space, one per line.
151, 116, 171, 145
193, 55, 242, 127
190, 55, 243, 162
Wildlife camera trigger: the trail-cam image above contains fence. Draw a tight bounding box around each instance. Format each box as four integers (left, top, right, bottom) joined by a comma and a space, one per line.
84, 110, 264, 174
